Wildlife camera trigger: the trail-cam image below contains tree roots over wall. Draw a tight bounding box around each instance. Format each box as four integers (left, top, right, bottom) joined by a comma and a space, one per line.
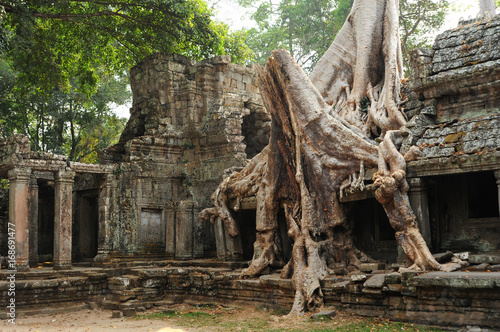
200, 0, 464, 315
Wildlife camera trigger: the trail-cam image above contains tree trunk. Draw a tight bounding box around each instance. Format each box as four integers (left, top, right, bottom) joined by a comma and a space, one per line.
200, 0, 463, 315
479, 0, 496, 17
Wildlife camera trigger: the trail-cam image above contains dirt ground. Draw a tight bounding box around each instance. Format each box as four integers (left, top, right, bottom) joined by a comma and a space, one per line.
0, 304, 370, 332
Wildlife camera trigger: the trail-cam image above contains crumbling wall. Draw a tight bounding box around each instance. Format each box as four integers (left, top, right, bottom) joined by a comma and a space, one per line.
405, 16, 500, 126
398, 15, 500, 256
98, 53, 270, 260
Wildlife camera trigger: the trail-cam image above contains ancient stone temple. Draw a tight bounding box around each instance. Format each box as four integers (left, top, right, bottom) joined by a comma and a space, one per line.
0, 14, 500, 329
337, 16, 500, 264
0, 53, 270, 268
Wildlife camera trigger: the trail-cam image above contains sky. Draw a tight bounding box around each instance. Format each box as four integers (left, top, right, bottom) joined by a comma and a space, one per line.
113, 0, 484, 119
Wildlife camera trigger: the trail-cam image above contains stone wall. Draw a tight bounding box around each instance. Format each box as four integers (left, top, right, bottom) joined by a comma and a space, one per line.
397, 15, 500, 256
95, 53, 270, 260
2, 264, 500, 329
405, 15, 500, 124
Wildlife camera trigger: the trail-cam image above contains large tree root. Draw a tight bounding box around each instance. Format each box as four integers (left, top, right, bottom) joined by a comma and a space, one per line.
374, 132, 464, 272
199, 0, 455, 316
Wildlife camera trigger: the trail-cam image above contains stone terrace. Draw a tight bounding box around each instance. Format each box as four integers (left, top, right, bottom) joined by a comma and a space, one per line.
1, 259, 500, 328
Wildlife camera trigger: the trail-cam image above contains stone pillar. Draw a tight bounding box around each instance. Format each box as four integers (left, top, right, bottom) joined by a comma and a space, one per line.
175, 200, 194, 260
495, 170, 500, 217
214, 217, 243, 261
8, 168, 31, 272
192, 204, 204, 259
53, 169, 75, 270
94, 174, 114, 264
165, 203, 176, 259
408, 177, 432, 247
28, 174, 39, 267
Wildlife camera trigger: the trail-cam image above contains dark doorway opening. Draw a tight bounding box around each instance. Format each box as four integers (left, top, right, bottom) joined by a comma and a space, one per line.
75, 190, 99, 261
237, 209, 257, 261
428, 171, 500, 253
236, 208, 293, 262
38, 181, 55, 263
349, 198, 397, 263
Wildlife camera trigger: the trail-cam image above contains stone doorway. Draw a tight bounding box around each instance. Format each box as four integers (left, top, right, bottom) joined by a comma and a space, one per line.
349, 198, 398, 263
237, 209, 257, 261
139, 208, 166, 254
38, 181, 55, 264
75, 190, 99, 261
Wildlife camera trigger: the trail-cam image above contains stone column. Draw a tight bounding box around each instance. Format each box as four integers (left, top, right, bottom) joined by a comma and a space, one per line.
53, 169, 75, 270
8, 168, 31, 272
214, 217, 227, 260
495, 171, 500, 217
28, 174, 39, 267
214, 216, 243, 261
165, 203, 176, 259
192, 204, 204, 259
94, 173, 114, 264
408, 177, 432, 247
175, 200, 194, 260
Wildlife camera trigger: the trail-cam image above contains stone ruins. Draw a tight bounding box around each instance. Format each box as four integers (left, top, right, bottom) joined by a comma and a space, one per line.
1, 14, 500, 328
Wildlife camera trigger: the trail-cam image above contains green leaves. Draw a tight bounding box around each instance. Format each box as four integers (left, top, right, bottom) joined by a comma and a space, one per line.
1, 0, 252, 93
400, 0, 449, 73
239, 0, 450, 75
238, 0, 352, 72
0, 0, 253, 161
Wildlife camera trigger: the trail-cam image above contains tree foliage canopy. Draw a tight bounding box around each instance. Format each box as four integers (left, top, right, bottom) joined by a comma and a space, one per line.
0, 0, 253, 161
239, 0, 353, 72
0, 0, 253, 93
238, 0, 449, 72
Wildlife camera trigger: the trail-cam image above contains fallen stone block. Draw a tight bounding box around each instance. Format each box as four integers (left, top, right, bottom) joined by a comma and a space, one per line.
433, 251, 454, 263
311, 310, 337, 320
123, 308, 137, 317
363, 274, 386, 289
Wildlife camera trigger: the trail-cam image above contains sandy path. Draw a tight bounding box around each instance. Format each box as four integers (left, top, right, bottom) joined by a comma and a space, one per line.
0, 309, 199, 332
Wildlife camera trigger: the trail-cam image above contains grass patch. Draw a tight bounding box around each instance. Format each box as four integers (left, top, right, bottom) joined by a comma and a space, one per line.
308, 318, 447, 332
136, 306, 447, 332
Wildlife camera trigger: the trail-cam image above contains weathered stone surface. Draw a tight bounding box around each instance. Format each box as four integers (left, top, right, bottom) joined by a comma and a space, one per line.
413, 272, 500, 288
363, 274, 386, 289
469, 254, 500, 265
359, 263, 386, 273
350, 274, 367, 283
311, 310, 337, 319
464, 263, 490, 272
384, 272, 402, 284
433, 251, 454, 263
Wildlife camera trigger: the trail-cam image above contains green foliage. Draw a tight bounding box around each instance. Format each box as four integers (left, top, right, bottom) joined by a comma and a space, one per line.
0, 0, 253, 161
0, 56, 130, 162
0, 0, 252, 92
238, 0, 449, 75
240, 0, 352, 72
400, 0, 449, 73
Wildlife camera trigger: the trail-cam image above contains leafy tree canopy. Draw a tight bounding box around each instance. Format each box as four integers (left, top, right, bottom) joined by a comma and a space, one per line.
238, 0, 449, 73
0, 0, 253, 162
400, 0, 448, 66
238, 0, 353, 72
0, 0, 253, 94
